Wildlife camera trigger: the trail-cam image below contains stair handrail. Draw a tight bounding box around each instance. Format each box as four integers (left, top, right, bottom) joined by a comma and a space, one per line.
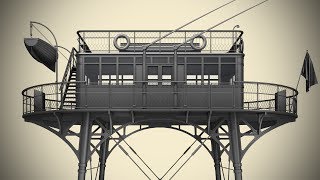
60, 47, 77, 92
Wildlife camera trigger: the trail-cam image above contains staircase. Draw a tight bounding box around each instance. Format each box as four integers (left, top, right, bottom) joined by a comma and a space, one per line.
61, 67, 77, 109
60, 48, 78, 109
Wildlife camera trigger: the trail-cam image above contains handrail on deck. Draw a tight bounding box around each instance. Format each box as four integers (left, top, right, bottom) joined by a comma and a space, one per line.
22, 81, 298, 115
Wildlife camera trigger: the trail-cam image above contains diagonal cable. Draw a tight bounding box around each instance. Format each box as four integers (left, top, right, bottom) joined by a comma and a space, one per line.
94, 162, 100, 180
113, 128, 160, 179
145, 0, 237, 49
112, 138, 151, 180
227, 156, 231, 180
160, 130, 206, 179
175, 0, 269, 50
168, 136, 210, 180
90, 157, 93, 180
221, 162, 226, 180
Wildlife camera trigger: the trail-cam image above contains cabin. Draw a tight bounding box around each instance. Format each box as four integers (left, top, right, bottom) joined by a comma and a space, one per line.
70, 30, 244, 110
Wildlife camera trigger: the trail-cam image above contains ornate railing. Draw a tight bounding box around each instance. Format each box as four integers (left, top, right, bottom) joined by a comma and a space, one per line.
22, 81, 297, 115
77, 30, 243, 54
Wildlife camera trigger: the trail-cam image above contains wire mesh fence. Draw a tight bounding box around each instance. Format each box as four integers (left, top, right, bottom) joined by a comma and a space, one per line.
77, 30, 243, 54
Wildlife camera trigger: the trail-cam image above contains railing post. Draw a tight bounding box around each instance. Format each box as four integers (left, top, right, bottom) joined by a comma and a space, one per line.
256, 83, 259, 110
288, 94, 291, 113
142, 49, 147, 107
209, 83, 212, 108
210, 31, 212, 53
85, 83, 88, 108
108, 81, 111, 108
108, 32, 111, 53
132, 83, 136, 108
133, 32, 136, 52
233, 82, 235, 108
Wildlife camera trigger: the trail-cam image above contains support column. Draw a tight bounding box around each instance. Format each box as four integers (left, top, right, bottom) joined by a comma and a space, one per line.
173, 49, 178, 107
211, 131, 222, 180
142, 50, 147, 107
228, 113, 243, 180
78, 112, 92, 180
99, 124, 110, 180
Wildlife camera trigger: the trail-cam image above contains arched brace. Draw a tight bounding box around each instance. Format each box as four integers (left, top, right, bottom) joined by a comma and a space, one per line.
107, 125, 213, 160
87, 122, 134, 161
102, 119, 223, 164
31, 119, 100, 161
207, 118, 232, 158
31, 121, 79, 158
240, 120, 288, 160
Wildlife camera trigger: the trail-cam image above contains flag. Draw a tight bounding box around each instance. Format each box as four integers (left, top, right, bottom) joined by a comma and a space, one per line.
301, 51, 318, 92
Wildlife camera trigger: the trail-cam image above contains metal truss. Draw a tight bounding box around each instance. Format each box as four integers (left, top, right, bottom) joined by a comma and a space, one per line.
28, 111, 291, 180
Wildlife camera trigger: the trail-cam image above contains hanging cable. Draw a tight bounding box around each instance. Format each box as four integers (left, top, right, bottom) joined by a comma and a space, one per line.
227, 156, 231, 180
175, 0, 269, 50
90, 157, 93, 180
221, 162, 226, 180
94, 162, 100, 180
145, 0, 237, 50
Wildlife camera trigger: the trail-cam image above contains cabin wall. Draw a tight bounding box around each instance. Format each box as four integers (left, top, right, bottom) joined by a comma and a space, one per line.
75, 53, 244, 109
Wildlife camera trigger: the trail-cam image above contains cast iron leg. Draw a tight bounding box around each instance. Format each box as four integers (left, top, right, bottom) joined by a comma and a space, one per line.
99, 124, 110, 180
212, 137, 222, 180
228, 113, 243, 180
78, 112, 92, 180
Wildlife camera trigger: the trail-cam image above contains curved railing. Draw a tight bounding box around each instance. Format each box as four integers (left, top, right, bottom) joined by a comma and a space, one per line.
22, 81, 298, 115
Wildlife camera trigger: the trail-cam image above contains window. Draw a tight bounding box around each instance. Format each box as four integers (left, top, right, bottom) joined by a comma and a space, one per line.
187, 65, 201, 85
148, 66, 158, 85
84, 64, 99, 85
162, 66, 172, 85
101, 65, 116, 85
119, 65, 134, 85
204, 64, 219, 85
221, 64, 236, 84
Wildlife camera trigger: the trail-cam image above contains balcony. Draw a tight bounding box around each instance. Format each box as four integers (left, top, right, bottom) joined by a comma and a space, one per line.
22, 81, 297, 116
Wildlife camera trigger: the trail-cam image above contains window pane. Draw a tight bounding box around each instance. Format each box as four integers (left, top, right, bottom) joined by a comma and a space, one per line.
162, 66, 172, 85
119, 64, 133, 74
101, 64, 116, 85
221, 64, 235, 84
204, 64, 219, 85
187, 65, 201, 85
84, 64, 99, 85
187, 65, 201, 75
148, 75, 158, 85
148, 66, 158, 75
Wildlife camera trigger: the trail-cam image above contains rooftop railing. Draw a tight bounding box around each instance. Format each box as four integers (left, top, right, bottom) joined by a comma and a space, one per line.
22, 81, 297, 115
77, 30, 243, 54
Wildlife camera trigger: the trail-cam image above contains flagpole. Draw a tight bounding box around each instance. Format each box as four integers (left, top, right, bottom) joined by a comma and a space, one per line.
295, 50, 308, 90
295, 74, 302, 90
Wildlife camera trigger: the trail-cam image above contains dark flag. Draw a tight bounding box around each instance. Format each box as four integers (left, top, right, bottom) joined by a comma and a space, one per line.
301, 51, 318, 92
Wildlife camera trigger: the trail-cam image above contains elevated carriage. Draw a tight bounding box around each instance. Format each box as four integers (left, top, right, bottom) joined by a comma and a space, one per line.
23, 28, 298, 180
